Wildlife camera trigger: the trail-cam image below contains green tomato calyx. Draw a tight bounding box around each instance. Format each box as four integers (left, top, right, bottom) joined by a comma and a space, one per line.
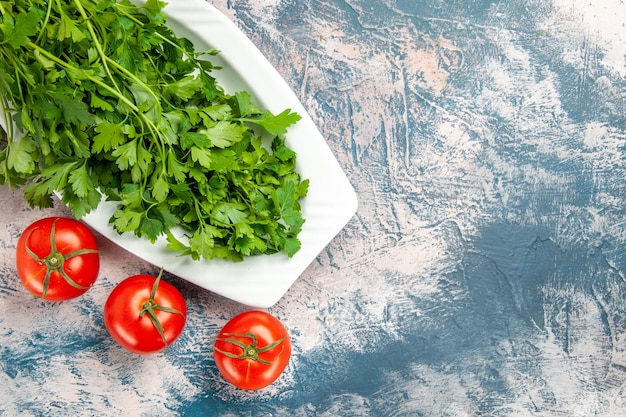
215, 332, 287, 365
139, 269, 185, 347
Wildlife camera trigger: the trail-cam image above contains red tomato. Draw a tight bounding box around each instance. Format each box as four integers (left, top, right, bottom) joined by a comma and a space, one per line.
104, 273, 186, 354
214, 310, 291, 390
15, 217, 100, 301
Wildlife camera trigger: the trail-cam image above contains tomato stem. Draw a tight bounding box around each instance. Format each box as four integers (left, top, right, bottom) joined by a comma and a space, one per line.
215, 332, 287, 365
25, 218, 99, 298
139, 269, 185, 347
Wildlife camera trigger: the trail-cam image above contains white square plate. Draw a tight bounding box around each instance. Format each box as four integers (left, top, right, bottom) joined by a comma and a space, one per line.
0, 0, 357, 308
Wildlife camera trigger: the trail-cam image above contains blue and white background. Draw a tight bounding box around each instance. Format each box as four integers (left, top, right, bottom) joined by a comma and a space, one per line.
2, 0, 626, 415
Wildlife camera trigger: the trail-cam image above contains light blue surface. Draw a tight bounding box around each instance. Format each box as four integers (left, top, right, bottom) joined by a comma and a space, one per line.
2, 0, 626, 415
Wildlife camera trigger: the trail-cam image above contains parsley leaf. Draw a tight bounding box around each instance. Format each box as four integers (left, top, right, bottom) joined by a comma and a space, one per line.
248, 109, 302, 136
92, 121, 126, 153
69, 162, 93, 198
6, 136, 37, 174
205, 121, 245, 148
4, 10, 40, 48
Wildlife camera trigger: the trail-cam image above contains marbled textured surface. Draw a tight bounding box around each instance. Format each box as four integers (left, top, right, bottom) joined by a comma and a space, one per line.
2, 0, 626, 415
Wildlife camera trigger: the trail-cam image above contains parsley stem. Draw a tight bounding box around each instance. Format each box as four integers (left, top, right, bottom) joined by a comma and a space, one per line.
12, 64, 28, 117
26, 42, 137, 112
34, 0, 54, 45
70, 0, 121, 95
74, 5, 158, 103
25, 41, 167, 162
103, 57, 164, 117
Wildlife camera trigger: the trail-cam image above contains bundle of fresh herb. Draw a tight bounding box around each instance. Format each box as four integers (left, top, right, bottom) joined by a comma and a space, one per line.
0, 0, 308, 261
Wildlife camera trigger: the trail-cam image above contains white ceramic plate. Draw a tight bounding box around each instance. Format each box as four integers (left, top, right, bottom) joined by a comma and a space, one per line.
0, 0, 357, 308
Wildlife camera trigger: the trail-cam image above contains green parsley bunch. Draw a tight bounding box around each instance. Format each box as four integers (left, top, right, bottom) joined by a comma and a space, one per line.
0, 0, 308, 261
